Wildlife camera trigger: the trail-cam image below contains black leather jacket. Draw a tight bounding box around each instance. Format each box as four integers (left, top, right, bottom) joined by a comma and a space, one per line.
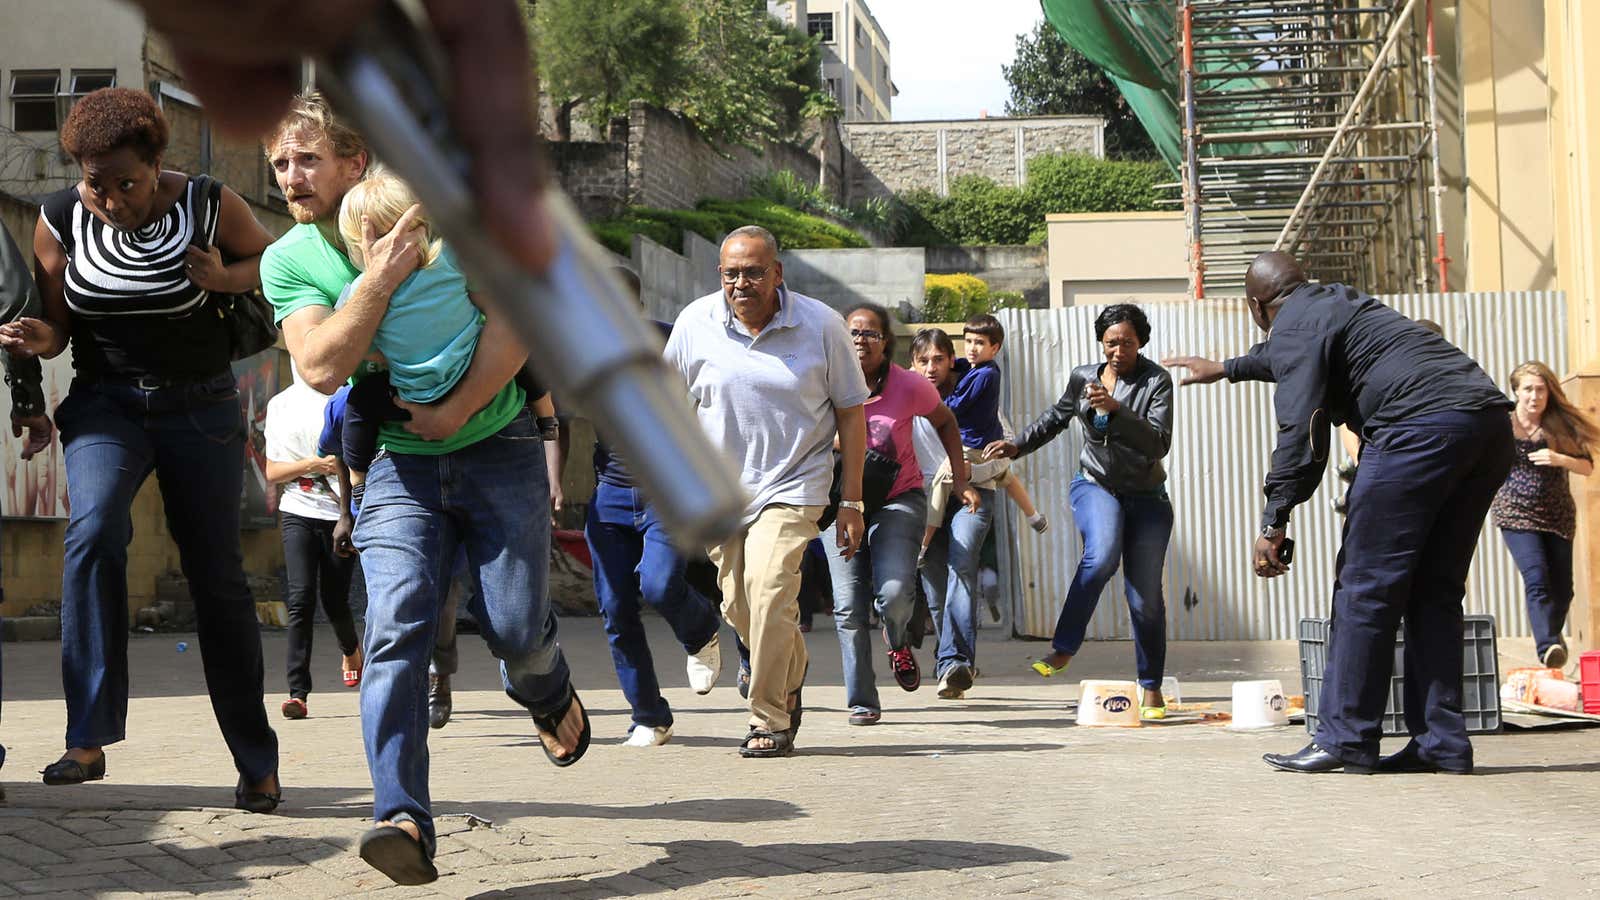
1, 225, 44, 418
1014, 355, 1174, 494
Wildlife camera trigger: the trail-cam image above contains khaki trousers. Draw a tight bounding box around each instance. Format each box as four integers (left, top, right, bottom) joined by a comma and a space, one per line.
707, 504, 823, 732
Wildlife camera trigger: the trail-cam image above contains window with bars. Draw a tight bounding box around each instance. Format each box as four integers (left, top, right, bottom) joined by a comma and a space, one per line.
807, 12, 834, 43
10, 71, 60, 132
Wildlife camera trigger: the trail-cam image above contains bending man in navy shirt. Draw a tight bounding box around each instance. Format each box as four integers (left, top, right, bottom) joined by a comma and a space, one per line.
1166, 251, 1512, 775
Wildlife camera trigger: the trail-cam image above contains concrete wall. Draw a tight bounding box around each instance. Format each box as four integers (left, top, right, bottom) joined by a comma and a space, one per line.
843, 116, 1105, 201
626, 102, 831, 210
1046, 212, 1188, 308
779, 247, 924, 315
925, 245, 1049, 308
548, 141, 629, 221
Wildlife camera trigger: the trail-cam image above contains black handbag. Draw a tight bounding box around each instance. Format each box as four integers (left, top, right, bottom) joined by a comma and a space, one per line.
817, 447, 901, 531
214, 289, 279, 361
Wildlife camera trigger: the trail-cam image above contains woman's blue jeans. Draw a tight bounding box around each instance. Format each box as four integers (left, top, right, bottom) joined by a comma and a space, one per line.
1054, 478, 1173, 689
1500, 528, 1574, 656
55, 378, 277, 780
827, 489, 926, 713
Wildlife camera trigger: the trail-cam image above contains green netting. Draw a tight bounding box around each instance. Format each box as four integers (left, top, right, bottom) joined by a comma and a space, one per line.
1040, 0, 1292, 171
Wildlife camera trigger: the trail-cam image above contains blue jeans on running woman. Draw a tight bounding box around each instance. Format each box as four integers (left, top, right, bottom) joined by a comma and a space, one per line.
1054, 476, 1173, 689
353, 409, 571, 857
828, 489, 927, 714
55, 377, 277, 780
586, 480, 720, 730
920, 487, 995, 678
1500, 528, 1574, 658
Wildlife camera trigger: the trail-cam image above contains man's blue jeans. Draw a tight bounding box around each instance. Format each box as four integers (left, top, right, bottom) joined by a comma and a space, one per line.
828, 489, 926, 714
585, 480, 720, 730
55, 378, 277, 780
1053, 477, 1173, 689
920, 487, 994, 677
1500, 528, 1574, 657
353, 410, 571, 856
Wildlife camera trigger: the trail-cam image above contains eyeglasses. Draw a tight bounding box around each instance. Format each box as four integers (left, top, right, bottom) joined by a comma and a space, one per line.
849, 328, 884, 342
719, 266, 772, 284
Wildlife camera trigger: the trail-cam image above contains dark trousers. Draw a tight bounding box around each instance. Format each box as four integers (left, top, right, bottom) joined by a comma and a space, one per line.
586, 481, 720, 728
55, 378, 277, 781
1500, 528, 1574, 657
1316, 408, 1513, 769
281, 511, 359, 699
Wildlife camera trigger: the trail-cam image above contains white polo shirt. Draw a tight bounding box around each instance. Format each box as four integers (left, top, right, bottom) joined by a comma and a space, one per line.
665, 286, 870, 525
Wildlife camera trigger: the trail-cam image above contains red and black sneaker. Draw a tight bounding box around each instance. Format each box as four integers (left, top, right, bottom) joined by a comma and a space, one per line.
887, 645, 921, 692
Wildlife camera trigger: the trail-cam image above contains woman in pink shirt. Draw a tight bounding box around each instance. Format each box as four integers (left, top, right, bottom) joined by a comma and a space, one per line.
830, 304, 977, 725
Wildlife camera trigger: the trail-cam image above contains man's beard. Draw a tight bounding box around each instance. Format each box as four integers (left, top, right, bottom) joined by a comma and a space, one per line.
287, 199, 319, 224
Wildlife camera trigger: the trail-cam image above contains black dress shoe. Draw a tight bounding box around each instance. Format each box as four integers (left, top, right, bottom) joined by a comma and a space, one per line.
428, 674, 452, 730
1376, 741, 1472, 775
234, 773, 281, 814
42, 753, 106, 785
1262, 742, 1372, 774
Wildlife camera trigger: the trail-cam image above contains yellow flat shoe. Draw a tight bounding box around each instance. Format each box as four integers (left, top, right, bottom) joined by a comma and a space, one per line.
1140, 705, 1167, 720
1031, 658, 1069, 678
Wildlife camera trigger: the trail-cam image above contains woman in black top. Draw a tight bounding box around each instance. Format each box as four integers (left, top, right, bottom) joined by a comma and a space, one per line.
984, 304, 1175, 717
0, 88, 280, 809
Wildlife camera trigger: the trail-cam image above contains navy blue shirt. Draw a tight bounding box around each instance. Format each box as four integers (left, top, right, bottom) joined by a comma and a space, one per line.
1224, 282, 1510, 529
946, 359, 1005, 448
594, 321, 676, 488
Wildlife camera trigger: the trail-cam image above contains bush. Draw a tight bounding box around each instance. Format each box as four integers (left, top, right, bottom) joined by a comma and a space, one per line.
891, 152, 1168, 248
588, 198, 871, 254
923, 273, 992, 322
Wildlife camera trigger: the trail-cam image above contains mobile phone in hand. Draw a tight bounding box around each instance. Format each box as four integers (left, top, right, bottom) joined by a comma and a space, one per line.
1278, 537, 1295, 565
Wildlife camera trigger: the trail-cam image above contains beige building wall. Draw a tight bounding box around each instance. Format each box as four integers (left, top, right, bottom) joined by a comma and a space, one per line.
1456, 0, 1557, 293
808, 0, 893, 122
1046, 212, 1187, 308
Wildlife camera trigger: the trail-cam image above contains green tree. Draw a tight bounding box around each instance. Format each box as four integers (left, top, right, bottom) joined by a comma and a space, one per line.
532, 0, 690, 141
1003, 20, 1155, 159
677, 0, 824, 147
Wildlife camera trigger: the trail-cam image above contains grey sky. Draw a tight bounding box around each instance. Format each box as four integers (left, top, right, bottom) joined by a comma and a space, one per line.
867, 0, 1046, 121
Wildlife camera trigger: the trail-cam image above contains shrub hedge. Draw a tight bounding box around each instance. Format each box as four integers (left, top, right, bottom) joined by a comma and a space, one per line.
589, 198, 871, 256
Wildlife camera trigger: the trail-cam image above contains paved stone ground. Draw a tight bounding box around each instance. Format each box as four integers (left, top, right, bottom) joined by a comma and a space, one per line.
1, 620, 1597, 898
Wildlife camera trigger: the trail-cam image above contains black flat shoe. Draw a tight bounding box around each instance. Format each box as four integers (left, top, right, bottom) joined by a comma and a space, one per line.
42, 753, 106, 785
234, 774, 281, 814
530, 688, 591, 768
1262, 742, 1373, 774
1376, 741, 1472, 775
359, 825, 438, 885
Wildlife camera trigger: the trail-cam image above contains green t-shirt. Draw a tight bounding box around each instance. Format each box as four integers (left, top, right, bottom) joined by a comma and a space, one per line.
260, 223, 523, 456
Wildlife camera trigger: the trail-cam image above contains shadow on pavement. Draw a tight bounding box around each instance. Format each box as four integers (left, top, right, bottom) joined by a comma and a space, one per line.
437, 797, 806, 825
470, 838, 1072, 898
1472, 761, 1600, 775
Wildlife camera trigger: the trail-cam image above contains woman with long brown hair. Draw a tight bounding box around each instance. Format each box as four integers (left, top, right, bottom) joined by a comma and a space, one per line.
1491, 361, 1598, 668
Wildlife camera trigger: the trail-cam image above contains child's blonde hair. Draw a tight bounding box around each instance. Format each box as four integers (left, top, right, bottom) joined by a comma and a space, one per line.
337, 167, 442, 269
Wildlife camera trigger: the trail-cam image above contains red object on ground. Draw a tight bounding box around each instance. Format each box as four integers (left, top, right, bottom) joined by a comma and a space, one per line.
1582, 651, 1600, 715
553, 529, 592, 570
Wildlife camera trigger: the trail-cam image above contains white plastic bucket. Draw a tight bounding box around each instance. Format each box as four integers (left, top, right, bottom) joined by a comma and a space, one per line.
1077, 680, 1141, 728
1230, 679, 1290, 730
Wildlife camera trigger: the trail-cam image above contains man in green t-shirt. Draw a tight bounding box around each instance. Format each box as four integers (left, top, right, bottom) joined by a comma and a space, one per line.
261, 92, 588, 887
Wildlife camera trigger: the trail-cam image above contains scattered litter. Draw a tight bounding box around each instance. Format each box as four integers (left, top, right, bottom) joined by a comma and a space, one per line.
464, 814, 494, 829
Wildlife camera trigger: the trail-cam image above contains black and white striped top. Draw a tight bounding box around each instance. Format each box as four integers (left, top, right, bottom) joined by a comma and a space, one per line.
41, 173, 232, 379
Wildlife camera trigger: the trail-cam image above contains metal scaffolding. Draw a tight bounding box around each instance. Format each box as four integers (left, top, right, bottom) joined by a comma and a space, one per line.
1174, 0, 1446, 297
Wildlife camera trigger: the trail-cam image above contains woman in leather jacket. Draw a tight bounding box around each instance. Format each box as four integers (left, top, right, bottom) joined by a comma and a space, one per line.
983, 304, 1175, 718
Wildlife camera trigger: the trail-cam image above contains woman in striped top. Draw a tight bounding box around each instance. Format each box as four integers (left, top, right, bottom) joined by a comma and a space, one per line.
0, 88, 281, 810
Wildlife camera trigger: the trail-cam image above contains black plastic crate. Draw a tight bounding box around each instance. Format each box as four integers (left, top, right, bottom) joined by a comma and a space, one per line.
1298, 615, 1501, 737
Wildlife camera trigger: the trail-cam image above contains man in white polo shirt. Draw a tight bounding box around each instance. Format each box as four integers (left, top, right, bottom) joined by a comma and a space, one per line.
665, 225, 868, 758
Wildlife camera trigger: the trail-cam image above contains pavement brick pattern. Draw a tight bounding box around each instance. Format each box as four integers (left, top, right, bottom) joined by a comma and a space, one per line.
1, 625, 1596, 898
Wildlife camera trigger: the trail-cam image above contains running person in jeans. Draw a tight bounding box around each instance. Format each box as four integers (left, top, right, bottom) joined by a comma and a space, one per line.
831, 304, 974, 726
264, 370, 361, 719
584, 267, 723, 747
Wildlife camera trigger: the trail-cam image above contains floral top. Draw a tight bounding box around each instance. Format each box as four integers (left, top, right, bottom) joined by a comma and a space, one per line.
1491, 435, 1579, 540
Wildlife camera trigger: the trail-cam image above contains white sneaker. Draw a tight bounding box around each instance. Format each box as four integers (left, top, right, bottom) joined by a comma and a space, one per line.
1541, 643, 1569, 670
687, 634, 722, 694
621, 724, 672, 747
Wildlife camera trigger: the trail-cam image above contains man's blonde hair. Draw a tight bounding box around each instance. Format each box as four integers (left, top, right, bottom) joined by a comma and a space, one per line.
265, 90, 367, 166
338, 168, 443, 269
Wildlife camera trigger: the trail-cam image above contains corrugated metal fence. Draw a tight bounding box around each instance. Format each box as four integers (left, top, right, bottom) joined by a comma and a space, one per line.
995, 292, 1567, 642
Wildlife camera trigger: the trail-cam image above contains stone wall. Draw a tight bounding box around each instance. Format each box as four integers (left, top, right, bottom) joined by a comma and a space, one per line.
626, 102, 830, 209
548, 141, 629, 220
926, 245, 1050, 308
843, 115, 1106, 201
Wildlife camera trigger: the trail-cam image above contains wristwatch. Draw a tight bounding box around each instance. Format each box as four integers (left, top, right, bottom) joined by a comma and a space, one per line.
839, 499, 866, 514
1260, 525, 1286, 540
